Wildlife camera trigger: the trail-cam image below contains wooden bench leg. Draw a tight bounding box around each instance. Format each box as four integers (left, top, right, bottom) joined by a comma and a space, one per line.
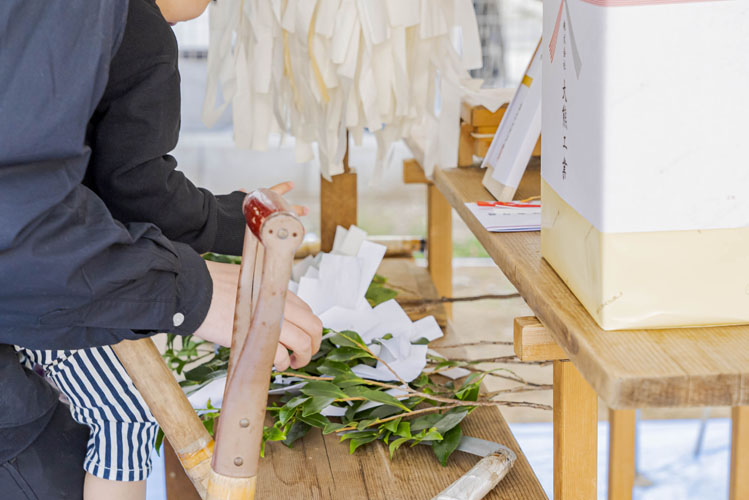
730, 406, 749, 500
427, 183, 452, 317
320, 143, 357, 253
608, 409, 636, 500
554, 360, 598, 500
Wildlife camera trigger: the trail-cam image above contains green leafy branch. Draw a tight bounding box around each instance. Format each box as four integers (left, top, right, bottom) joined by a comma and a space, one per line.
157, 257, 551, 466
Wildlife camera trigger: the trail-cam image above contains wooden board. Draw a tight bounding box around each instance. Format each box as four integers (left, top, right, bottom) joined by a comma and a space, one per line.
432, 165, 749, 409
255, 259, 546, 499
257, 404, 546, 500
514, 316, 567, 362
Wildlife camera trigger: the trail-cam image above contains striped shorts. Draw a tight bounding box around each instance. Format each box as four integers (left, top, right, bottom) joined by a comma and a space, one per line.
16, 345, 158, 482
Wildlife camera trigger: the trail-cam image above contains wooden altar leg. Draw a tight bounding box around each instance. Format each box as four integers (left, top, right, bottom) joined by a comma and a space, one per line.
554, 360, 598, 500
427, 183, 452, 317
730, 406, 749, 500
608, 409, 636, 500
320, 145, 357, 253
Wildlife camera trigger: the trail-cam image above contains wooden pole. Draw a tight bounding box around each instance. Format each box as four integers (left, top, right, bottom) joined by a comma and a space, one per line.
608, 409, 636, 500
320, 137, 357, 252
113, 339, 214, 498
553, 360, 598, 500
427, 184, 453, 317
730, 406, 749, 500
206, 190, 304, 500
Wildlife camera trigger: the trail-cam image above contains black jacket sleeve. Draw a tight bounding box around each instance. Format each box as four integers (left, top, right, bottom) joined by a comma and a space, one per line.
0, 0, 212, 350
84, 0, 246, 257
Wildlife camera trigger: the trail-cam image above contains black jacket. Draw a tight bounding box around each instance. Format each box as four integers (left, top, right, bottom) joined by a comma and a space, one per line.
0, 0, 245, 461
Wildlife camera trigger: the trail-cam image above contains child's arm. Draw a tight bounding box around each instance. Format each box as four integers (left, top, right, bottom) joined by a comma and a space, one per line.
85, 0, 246, 257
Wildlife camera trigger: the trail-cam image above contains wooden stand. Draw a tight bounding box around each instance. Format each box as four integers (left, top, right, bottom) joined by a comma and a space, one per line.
320, 142, 356, 252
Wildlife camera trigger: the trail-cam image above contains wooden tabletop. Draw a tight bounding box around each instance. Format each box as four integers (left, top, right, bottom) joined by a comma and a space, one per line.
433, 164, 749, 409
256, 259, 548, 499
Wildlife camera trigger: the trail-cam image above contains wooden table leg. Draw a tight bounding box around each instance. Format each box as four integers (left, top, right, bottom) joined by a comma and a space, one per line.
608, 409, 635, 500
730, 406, 749, 500
554, 360, 598, 500
320, 143, 357, 253
427, 183, 453, 317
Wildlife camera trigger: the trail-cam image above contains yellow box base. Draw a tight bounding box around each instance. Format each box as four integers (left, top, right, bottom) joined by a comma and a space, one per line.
541, 180, 749, 330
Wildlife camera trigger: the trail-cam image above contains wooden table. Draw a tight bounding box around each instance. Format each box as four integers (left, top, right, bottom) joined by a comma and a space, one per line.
165, 258, 548, 500
426, 163, 749, 500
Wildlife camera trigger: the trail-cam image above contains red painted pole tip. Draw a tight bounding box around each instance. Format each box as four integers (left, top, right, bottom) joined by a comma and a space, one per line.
242, 189, 293, 241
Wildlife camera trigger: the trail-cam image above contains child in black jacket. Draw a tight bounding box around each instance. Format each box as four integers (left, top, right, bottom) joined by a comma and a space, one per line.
14, 1, 321, 499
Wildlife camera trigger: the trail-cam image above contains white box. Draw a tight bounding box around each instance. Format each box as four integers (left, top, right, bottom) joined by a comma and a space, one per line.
541, 0, 749, 330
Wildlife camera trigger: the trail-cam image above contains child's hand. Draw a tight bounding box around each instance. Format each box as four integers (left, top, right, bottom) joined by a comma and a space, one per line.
274, 291, 323, 371
269, 181, 310, 217
191, 262, 323, 369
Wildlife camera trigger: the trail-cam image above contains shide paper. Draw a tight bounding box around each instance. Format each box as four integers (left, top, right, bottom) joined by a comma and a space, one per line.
201, 0, 507, 179
188, 225, 444, 415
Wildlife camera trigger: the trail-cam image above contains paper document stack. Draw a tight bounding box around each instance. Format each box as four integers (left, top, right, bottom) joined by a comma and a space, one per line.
466, 201, 541, 233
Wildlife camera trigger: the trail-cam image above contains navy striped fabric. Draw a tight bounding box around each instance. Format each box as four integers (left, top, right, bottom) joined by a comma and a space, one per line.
17, 346, 158, 482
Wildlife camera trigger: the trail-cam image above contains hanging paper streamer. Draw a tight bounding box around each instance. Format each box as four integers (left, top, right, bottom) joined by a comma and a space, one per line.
202, 0, 497, 180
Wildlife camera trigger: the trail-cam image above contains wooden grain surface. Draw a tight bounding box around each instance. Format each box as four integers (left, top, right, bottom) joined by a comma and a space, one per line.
432, 165, 749, 409
553, 361, 598, 500
607, 409, 636, 500
426, 186, 453, 318
255, 259, 547, 499
513, 316, 567, 362
730, 406, 749, 500
320, 145, 356, 253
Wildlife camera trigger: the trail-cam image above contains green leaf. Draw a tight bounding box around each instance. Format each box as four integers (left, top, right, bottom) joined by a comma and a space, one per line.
382, 418, 402, 434
323, 422, 346, 435
420, 428, 443, 441
432, 425, 462, 466
285, 395, 310, 409
372, 274, 387, 284
333, 373, 367, 388
357, 418, 377, 430
410, 414, 443, 433
411, 373, 430, 388
316, 360, 355, 377
264, 425, 286, 441
302, 396, 336, 416
203, 253, 242, 265
395, 422, 411, 439
202, 415, 216, 435
299, 412, 331, 429
327, 347, 373, 362
388, 437, 411, 459
365, 282, 398, 307
362, 404, 404, 420
349, 434, 379, 454
411, 337, 430, 345
261, 424, 287, 457
328, 331, 366, 348
433, 409, 470, 435
343, 402, 361, 424
344, 386, 410, 411
455, 381, 481, 402
154, 428, 165, 456
278, 406, 297, 426
283, 421, 311, 447
300, 380, 348, 399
